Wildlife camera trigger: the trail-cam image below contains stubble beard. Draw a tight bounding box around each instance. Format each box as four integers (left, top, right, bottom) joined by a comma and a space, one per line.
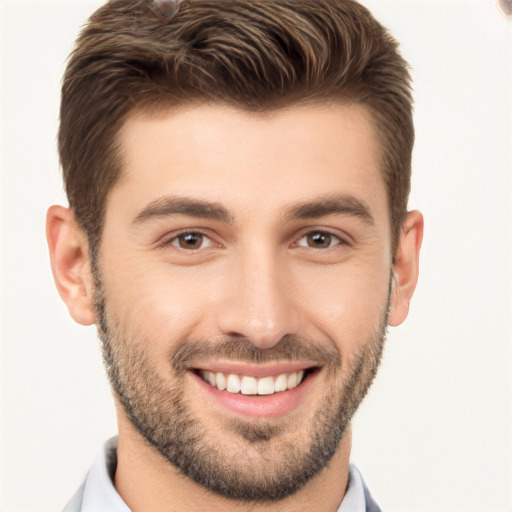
94, 274, 389, 502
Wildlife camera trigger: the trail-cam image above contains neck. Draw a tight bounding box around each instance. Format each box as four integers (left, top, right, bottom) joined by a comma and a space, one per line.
114, 418, 352, 512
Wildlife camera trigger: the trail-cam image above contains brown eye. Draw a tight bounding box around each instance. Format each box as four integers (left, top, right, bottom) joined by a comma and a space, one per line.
297, 231, 341, 249
307, 232, 331, 248
175, 232, 205, 250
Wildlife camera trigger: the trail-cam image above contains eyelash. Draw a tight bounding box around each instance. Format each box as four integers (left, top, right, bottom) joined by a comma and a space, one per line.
160, 229, 349, 252
161, 230, 215, 251
295, 230, 346, 250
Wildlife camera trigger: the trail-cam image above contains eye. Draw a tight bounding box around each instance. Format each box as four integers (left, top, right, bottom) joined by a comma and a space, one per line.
169, 232, 213, 251
296, 231, 343, 249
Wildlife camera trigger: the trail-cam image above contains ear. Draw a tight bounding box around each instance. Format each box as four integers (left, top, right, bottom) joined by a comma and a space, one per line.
388, 210, 424, 327
46, 205, 96, 325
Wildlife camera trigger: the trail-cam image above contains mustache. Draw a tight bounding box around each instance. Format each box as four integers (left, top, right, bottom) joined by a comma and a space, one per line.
171, 335, 341, 374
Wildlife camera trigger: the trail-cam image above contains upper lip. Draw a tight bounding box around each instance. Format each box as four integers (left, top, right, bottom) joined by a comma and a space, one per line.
191, 361, 318, 378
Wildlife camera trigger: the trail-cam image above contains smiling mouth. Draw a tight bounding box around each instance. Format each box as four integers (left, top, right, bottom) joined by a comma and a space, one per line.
196, 369, 315, 396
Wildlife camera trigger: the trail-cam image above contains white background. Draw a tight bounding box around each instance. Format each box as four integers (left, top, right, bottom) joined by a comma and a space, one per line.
0, 1, 510, 511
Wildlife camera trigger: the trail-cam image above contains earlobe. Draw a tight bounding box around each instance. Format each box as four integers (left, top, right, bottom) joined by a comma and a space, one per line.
46, 205, 96, 326
388, 210, 424, 327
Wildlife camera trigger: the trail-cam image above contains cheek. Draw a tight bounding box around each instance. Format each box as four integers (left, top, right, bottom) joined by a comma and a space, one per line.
291, 259, 391, 348
100, 259, 211, 350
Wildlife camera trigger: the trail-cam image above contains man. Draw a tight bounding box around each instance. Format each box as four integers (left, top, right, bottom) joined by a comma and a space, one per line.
46, 0, 423, 510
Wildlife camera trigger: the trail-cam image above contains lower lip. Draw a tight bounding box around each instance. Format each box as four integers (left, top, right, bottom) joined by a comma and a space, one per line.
191, 371, 318, 418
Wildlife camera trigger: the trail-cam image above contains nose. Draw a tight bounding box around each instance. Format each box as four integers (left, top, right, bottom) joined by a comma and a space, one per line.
216, 247, 300, 350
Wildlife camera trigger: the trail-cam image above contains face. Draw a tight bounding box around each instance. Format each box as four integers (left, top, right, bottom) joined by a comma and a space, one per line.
95, 104, 394, 500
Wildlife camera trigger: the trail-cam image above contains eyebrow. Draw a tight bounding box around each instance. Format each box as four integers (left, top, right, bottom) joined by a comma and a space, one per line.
133, 193, 374, 226
283, 194, 375, 225
133, 196, 234, 224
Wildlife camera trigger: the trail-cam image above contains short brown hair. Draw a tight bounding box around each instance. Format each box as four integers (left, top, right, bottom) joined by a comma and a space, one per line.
59, 0, 413, 259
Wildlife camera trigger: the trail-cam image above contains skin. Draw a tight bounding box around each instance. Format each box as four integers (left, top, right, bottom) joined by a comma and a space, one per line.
47, 103, 423, 512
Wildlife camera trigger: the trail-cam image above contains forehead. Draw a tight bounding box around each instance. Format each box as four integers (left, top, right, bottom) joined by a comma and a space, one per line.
112, 102, 387, 223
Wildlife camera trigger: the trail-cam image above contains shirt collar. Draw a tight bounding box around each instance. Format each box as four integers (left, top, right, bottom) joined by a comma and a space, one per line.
81, 437, 367, 512
81, 437, 130, 512
337, 463, 367, 512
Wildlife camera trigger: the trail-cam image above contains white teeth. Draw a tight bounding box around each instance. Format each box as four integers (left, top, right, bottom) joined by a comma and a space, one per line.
226, 374, 241, 393
241, 376, 258, 395
287, 372, 298, 389
257, 376, 275, 395
274, 374, 287, 392
216, 372, 226, 391
199, 369, 307, 395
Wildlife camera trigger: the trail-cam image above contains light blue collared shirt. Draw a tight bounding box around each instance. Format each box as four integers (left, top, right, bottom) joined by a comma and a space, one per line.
74, 437, 374, 512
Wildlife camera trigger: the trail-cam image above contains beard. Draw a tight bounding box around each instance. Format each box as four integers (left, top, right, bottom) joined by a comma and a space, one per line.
94, 273, 389, 502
